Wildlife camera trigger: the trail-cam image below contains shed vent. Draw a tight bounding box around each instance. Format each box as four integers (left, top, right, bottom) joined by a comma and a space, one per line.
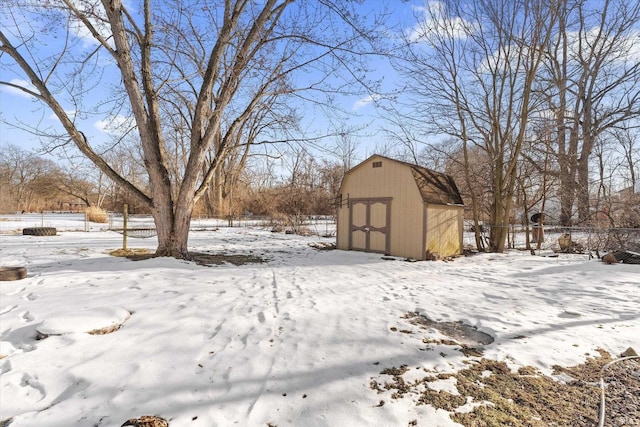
372, 161, 382, 168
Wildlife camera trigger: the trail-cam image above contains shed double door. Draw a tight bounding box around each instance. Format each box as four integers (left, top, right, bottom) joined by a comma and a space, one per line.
349, 198, 391, 254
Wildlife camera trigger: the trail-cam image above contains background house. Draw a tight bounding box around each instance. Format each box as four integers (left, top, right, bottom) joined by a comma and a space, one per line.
336, 155, 465, 259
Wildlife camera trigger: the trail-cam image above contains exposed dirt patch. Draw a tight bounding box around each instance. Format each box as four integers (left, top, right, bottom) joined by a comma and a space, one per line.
403, 312, 495, 346
308, 242, 336, 251
88, 322, 127, 335
391, 313, 491, 358
370, 365, 412, 400
600, 358, 640, 427
376, 314, 639, 426
189, 252, 265, 266
109, 248, 154, 258
113, 250, 265, 266
418, 389, 466, 411
36, 308, 131, 339
372, 350, 640, 426
552, 348, 612, 382
452, 358, 601, 426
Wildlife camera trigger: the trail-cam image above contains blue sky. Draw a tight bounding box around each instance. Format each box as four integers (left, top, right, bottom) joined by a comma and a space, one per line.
5, 0, 637, 175
0, 1, 422, 164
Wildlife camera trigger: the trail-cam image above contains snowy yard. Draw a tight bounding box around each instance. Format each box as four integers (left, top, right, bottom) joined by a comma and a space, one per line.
0, 224, 638, 426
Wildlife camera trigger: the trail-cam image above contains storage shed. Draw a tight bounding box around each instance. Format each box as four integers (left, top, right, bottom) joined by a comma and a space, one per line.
336, 155, 465, 259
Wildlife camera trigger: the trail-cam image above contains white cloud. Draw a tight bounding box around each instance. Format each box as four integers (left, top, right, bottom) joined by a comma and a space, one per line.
1, 79, 39, 99
49, 110, 78, 121
16, 0, 113, 48
66, 0, 114, 48
94, 114, 131, 134
353, 93, 382, 110
629, 31, 640, 62
407, 1, 473, 43
568, 28, 640, 65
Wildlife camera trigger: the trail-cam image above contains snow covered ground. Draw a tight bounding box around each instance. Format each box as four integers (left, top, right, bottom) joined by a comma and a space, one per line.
0, 222, 638, 426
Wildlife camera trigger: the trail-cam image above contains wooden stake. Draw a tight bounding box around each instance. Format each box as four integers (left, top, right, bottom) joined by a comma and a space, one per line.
123, 204, 128, 251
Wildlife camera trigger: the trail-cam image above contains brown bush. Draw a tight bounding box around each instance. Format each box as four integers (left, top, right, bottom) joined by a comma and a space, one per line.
85, 206, 107, 223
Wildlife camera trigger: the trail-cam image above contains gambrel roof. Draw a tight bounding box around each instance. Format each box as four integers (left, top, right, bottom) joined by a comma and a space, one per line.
347, 155, 464, 206
409, 164, 464, 206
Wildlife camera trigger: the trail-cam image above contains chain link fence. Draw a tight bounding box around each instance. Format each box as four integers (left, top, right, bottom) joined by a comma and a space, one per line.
3, 213, 637, 261
0, 212, 337, 237
464, 223, 640, 255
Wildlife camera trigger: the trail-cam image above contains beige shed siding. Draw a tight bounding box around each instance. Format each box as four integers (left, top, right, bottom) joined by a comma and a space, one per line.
336, 196, 350, 250
337, 157, 426, 259
338, 155, 464, 260
369, 200, 389, 253
425, 205, 463, 257
349, 201, 367, 250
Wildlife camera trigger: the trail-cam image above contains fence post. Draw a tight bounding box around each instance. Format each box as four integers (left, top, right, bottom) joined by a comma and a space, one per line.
123, 204, 128, 251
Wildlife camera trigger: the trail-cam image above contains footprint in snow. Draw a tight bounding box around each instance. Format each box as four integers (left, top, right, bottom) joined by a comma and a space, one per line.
5, 287, 26, 296
10, 373, 46, 403
1, 305, 18, 315
1, 359, 12, 374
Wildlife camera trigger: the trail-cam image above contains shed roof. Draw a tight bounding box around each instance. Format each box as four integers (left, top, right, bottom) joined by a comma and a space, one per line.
347, 155, 464, 206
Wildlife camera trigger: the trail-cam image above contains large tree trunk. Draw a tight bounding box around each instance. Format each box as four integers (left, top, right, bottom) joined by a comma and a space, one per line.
489, 155, 504, 252
213, 167, 225, 217
576, 102, 596, 224
151, 187, 186, 258
152, 184, 197, 259
576, 155, 591, 224
461, 141, 486, 251
489, 199, 507, 252
558, 172, 575, 226
554, 17, 574, 227
489, 171, 514, 253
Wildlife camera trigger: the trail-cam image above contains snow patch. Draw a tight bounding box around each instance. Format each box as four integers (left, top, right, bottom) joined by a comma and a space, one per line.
0, 223, 638, 425
36, 307, 130, 336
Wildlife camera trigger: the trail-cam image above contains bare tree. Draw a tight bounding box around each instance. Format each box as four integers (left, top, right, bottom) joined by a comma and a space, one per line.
0, 144, 55, 211
1, 0, 379, 258
613, 127, 639, 194
49, 153, 111, 208
53, 168, 96, 208
390, 0, 558, 251
517, 119, 558, 249
203, 90, 298, 218
0, 144, 64, 212
539, 0, 640, 225
591, 126, 640, 228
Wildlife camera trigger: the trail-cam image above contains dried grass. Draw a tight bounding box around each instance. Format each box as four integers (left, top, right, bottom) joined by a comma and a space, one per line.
109, 248, 153, 257
88, 322, 125, 335
373, 354, 608, 427
85, 206, 107, 223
